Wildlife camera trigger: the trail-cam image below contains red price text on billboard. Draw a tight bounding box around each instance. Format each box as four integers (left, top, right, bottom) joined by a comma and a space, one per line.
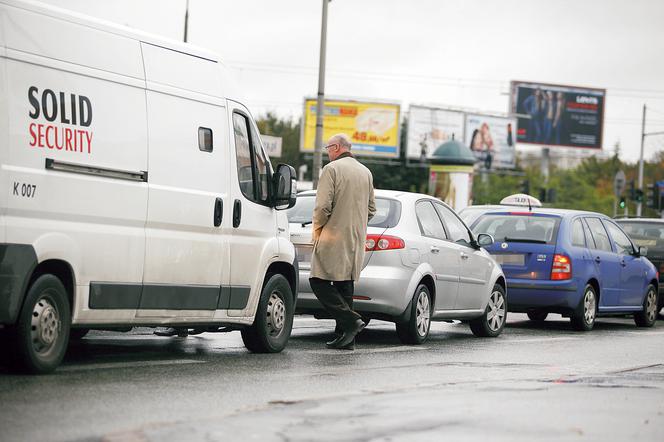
352, 131, 391, 143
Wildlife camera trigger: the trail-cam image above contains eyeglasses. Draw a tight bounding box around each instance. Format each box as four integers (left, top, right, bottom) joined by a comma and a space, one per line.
324, 143, 338, 150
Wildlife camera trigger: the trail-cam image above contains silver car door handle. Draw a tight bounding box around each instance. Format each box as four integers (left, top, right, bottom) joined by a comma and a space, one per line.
460, 252, 469, 260
431, 246, 440, 254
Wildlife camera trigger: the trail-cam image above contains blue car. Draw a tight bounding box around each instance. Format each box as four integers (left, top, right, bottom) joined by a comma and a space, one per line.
471, 209, 659, 330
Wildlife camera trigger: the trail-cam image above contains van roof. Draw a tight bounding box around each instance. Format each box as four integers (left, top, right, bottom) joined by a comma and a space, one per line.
3, 0, 219, 62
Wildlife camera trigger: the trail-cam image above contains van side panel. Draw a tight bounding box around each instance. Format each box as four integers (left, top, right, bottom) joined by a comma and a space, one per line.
3, 3, 144, 79
140, 43, 229, 318
2, 6, 148, 324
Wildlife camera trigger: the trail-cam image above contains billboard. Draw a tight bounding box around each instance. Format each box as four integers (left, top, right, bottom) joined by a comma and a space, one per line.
261, 135, 282, 158
510, 81, 605, 149
464, 114, 517, 170
301, 98, 400, 158
406, 105, 465, 159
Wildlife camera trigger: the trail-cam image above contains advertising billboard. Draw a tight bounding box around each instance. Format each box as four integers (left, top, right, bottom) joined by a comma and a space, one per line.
406, 105, 465, 159
464, 114, 517, 170
510, 81, 605, 149
301, 98, 400, 158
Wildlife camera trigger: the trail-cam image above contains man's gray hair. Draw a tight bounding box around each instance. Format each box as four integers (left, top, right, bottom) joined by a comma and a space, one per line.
330, 133, 352, 150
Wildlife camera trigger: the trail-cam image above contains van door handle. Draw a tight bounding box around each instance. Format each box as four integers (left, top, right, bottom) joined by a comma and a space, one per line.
214, 198, 223, 227
430, 246, 440, 254
233, 199, 242, 228
460, 252, 469, 260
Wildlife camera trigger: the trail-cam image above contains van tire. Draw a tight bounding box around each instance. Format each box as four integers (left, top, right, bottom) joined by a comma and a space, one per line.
241, 274, 294, 353
469, 284, 507, 337
570, 284, 597, 331
634, 285, 658, 328
12, 274, 71, 374
395, 284, 431, 345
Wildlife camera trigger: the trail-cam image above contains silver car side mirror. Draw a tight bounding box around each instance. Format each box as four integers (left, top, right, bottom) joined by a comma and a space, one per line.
477, 233, 494, 247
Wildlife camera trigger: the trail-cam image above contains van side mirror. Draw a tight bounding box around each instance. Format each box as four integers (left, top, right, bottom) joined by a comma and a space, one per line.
272, 164, 297, 210
477, 233, 494, 247
637, 246, 648, 257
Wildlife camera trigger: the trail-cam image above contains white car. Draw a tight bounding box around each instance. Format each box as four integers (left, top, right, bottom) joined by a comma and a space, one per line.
288, 190, 507, 344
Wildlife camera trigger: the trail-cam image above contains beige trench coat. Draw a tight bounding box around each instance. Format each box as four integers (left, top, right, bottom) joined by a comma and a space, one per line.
310, 154, 376, 281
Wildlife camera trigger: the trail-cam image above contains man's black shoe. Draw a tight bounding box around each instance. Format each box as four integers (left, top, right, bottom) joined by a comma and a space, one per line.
329, 319, 365, 349
325, 335, 344, 348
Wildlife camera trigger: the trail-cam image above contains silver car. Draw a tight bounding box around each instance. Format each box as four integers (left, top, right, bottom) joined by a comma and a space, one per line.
288, 190, 507, 344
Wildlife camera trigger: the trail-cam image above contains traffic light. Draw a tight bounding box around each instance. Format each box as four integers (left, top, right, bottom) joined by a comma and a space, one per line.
646, 183, 660, 210
619, 197, 626, 210
520, 179, 530, 195
635, 189, 644, 204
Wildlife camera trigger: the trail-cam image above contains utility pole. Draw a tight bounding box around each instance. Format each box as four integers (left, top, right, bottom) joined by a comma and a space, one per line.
636, 103, 664, 216
312, 0, 330, 189
183, 0, 190, 43
637, 104, 646, 216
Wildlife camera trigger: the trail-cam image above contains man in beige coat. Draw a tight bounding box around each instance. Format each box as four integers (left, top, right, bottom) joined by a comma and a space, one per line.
310, 133, 376, 350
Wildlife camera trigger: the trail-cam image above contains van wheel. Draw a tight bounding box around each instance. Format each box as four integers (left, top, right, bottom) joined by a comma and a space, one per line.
12, 275, 71, 374
570, 284, 597, 331
396, 284, 431, 345
241, 274, 294, 353
470, 284, 507, 337
634, 285, 658, 328
527, 311, 548, 322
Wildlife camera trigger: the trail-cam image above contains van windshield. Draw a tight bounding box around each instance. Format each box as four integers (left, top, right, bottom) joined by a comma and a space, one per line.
287, 195, 401, 228
474, 214, 561, 245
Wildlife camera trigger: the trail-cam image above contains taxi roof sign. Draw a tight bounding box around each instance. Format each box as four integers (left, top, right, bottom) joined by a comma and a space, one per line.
500, 193, 542, 208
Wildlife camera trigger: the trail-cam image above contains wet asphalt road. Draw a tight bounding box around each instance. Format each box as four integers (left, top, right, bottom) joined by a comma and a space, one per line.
1, 314, 663, 442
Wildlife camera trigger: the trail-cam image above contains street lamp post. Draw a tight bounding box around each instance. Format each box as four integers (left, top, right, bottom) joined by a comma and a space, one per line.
312, 0, 330, 189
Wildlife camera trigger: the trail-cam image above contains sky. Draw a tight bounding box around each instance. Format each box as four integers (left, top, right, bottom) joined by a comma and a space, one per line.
38, 0, 664, 163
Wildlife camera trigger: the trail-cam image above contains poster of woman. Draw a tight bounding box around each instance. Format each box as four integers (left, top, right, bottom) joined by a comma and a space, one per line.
464, 114, 517, 169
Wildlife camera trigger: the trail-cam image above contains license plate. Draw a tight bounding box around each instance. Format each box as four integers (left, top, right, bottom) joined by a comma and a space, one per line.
493, 254, 525, 266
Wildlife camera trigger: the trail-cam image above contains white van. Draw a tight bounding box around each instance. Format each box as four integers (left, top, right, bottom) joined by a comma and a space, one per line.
0, 0, 299, 373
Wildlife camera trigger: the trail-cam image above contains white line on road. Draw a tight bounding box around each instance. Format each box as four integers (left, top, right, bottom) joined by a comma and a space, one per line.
61, 359, 205, 372
505, 337, 580, 343
309, 345, 429, 355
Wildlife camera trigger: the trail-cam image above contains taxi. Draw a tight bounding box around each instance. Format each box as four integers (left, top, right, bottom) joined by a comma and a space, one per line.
471, 208, 659, 330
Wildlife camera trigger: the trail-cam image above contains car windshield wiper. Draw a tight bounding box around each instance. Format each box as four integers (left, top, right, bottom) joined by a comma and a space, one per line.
301, 221, 313, 227
503, 237, 547, 244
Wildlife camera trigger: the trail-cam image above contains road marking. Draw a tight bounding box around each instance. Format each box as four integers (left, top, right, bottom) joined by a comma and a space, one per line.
61, 359, 205, 372
309, 345, 429, 355
505, 336, 580, 343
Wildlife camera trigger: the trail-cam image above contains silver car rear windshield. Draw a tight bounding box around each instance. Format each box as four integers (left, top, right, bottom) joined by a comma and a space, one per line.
474, 214, 561, 245
287, 195, 401, 228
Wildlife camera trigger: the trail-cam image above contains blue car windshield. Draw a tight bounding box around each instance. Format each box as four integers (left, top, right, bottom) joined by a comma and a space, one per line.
474, 214, 561, 245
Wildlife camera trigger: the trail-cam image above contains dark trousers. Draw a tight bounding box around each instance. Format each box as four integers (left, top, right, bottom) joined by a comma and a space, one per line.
309, 278, 361, 331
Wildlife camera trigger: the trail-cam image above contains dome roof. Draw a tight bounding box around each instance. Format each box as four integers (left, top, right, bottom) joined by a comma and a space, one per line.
430, 140, 476, 165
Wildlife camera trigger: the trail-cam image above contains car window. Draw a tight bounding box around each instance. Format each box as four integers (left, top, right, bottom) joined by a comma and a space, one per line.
618, 221, 664, 254
287, 196, 401, 228
473, 214, 560, 244
415, 201, 446, 240
571, 219, 586, 247
250, 124, 270, 203
604, 221, 634, 255
434, 203, 471, 245
585, 217, 613, 252
232, 113, 255, 201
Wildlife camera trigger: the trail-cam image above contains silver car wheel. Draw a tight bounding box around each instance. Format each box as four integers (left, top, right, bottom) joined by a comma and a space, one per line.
645, 288, 657, 323
31, 296, 61, 355
487, 289, 506, 331
415, 289, 431, 337
266, 291, 286, 337
583, 289, 596, 325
